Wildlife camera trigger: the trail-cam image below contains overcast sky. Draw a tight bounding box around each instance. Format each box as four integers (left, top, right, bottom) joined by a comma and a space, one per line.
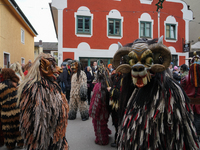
16, 0, 57, 42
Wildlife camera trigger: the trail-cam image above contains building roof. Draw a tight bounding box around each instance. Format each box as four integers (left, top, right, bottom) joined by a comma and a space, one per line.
35, 42, 58, 51
9, 0, 38, 36
191, 41, 200, 49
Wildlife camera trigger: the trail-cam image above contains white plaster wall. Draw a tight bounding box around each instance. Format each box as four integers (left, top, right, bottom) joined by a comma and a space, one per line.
62, 42, 118, 60
51, 0, 67, 66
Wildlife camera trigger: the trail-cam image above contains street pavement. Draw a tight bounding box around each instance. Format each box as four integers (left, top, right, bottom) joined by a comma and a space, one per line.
1, 112, 117, 150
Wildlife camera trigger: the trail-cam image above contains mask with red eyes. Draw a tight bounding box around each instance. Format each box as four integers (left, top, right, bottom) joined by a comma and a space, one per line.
40, 57, 63, 80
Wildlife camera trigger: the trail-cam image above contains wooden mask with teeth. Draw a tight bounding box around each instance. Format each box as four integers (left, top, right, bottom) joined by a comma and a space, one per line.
113, 37, 171, 88
40, 56, 62, 80
71, 61, 79, 73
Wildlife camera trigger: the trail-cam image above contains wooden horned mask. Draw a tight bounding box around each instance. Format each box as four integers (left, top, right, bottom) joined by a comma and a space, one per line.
113, 37, 171, 88
40, 55, 62, 80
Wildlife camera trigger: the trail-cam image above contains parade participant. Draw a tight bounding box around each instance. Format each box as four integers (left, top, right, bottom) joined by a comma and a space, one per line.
109, 71, 123, 147
23, 61, 32, 76
180, 64, 189, 78
68, 60, 89, 121
181, 52, 200, 138
173, 65, 181, 82
89, 60, 112, 145
0, 68, 23, 149
85, 66, 94, 105
114, 37, 199, 149
17, 53, 69, 150
0, 67, 3, 147
65, 60, 72, 103
10, 62, 24, 83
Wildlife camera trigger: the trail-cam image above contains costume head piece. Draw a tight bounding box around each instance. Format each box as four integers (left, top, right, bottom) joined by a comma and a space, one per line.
97, 60, 110, 87
40, 55, 62, 80
71, 60, 79, 73
1, 68, 19, 83
113, 36, 171, 88
17, 53, 62, 105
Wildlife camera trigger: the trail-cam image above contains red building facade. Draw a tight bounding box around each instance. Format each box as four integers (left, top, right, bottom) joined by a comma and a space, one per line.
51, 0, 193, 68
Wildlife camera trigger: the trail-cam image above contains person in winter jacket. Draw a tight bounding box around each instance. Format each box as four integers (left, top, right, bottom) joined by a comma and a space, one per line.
85, 66, 94, 105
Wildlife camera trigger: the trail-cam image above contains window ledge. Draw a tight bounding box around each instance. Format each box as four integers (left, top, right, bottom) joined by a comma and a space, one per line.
165, 38, 177, 43
76, 33, 92, 37
107, 35, 122, 39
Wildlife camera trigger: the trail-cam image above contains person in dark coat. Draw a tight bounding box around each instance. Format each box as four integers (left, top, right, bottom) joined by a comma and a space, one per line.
85, 66, 94, 105
57, 63, 71, 103
173, 65, 181, 82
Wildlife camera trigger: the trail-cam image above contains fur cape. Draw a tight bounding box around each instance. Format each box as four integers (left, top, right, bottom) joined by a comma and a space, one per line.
20, 77, 69, 150
0, 80, 23, 149
117, 71, 199, 150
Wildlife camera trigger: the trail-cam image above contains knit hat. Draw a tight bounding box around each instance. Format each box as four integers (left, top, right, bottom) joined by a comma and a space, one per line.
174, 66, 178, 70
108, 64, 112, 68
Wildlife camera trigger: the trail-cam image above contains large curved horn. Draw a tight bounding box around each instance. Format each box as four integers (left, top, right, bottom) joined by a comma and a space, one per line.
113, 47, 131, 68
40, 57, 50, 74
116, 64, 131, 73
149, 43, 171, 73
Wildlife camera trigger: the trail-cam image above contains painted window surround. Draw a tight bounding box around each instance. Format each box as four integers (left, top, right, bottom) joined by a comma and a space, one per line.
108, 18, 121, 36
3, 52, 10, 68
166, 24, 176, 40
164, 16, 178, 43
74, 6, 93, 37
140, 21, 152, 38
106, 9, 123, 39
21, 57, 25, 64
77, 16, 91, 34
138, 13, 153, 39
21, 28, 25, 44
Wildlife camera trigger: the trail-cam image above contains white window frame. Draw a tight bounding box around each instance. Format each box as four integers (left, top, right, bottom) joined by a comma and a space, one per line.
164, 16, 178, 43
21, 57, 25, 65
3, 52, 10, 68
138, 13, 153, 39
21, 28, 25, 44
75, 6, 93, 37
106, 9, 123, 39
139, 0, 153, 4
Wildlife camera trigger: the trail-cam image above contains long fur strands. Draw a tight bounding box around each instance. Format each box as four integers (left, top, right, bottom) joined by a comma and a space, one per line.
20, 77, 69, 150
17, 53, 49, 106
117, 71, 199, 150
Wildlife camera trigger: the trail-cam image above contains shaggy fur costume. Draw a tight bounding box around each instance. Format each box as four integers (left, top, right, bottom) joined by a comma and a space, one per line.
114, 38, 199, 150
89, 83, 111, 145
109, 72, 123, 145
117, 72, 199, 149
68, 70, 89, 120
18, 53, 69, 150
20, 77, 69, 150
0, 80, 23, 149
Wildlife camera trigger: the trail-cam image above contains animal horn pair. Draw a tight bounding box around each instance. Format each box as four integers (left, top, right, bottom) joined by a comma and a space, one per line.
113, 36, 171, 73
148, 42, 171, 73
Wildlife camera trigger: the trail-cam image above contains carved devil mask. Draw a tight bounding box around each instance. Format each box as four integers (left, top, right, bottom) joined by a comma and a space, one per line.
40, 56, 63, 80
71, 61, 78, 73
113, 37, 171, 88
